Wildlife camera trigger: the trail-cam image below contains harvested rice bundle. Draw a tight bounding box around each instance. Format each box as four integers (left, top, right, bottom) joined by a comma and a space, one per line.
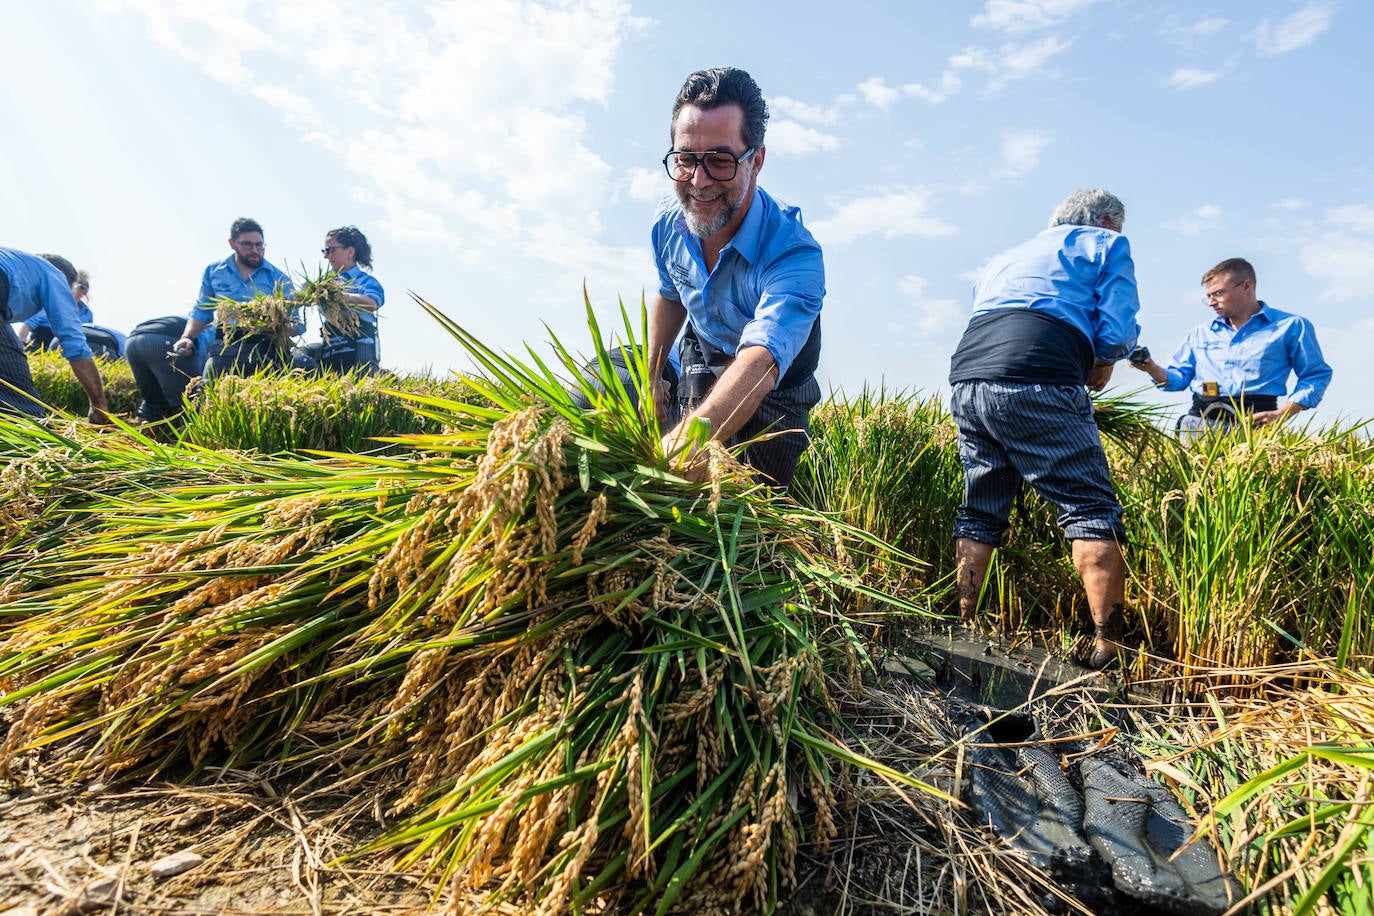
213, 288, 299, 350
0, 299, 929, 914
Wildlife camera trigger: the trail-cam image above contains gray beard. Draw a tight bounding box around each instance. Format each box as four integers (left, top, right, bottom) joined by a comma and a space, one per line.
678, 187, 739, 238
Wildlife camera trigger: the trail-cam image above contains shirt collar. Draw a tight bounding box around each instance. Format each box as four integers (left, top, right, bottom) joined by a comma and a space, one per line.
1210, 300, 1273, 332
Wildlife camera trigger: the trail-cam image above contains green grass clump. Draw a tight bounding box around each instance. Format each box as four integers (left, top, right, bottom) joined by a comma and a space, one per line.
24, 348, 139, 415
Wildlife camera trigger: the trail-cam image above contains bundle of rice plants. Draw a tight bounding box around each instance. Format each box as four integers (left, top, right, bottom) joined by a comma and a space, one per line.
0, 296, 931, 914
213, 288, 299, 352
294, 269, 367, 341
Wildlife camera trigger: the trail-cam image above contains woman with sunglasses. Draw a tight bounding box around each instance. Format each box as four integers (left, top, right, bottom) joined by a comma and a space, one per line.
317, 226, 385, 374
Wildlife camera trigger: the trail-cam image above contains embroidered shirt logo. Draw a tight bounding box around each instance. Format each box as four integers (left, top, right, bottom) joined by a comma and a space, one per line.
668, 262, 696, 290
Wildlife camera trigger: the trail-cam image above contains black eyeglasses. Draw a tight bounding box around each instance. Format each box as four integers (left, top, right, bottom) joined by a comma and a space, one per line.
236, 241, 266, 250
663, 147, 756, 182
322, 246, 346, 255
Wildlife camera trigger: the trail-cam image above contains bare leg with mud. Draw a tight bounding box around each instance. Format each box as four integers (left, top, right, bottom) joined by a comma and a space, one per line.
955, 538, 996, 624
1072, 537, 1127, 668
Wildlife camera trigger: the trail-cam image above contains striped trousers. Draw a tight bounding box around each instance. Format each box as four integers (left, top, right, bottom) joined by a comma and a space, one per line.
950, 380, 1125, 545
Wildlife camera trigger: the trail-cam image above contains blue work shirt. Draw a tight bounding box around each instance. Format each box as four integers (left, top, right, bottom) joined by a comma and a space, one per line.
0, 246, 93, 360
970, 224, 1140, 361
25, 298, 95, 330
338, 265, 384, 343
653, 186, 824, 385
189, 255, 300, 332
1160, 303, 1332, 408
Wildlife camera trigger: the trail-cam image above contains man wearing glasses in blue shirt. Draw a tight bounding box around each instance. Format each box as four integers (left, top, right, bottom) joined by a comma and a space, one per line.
648, 67, 824, 490
1129, 258, 1332, 429
171, 217, 298, 376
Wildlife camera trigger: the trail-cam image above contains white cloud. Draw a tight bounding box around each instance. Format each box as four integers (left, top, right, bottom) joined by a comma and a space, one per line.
899, 275, 965, 335
1162, 204, 1223, 236
1297, 206, 1374, 301
105, 0, 652, 273
1300, 237, 1374, 301
1271, 197, 1307, 211
1164, 67, 1222, 90
626, 167, 666, 203
902, 71, 963, 104
986, 35, 1074, 91
767, 120, 841, 156
1255, 2, 1334, 56
1159, 15, 1230, 48
770, 95, 842, 126
857, 76, 902, 109
971, 0, 1102, 33
997, 128, 1051, 178
809, 189, 958, 246
1324, 205, 1374, 234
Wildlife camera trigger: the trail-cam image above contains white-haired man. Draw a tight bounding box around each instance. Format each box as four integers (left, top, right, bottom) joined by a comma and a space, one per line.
948, 189, 1141, 669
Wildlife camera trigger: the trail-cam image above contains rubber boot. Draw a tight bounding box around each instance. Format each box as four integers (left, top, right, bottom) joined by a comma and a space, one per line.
1087, 607, 1126, 671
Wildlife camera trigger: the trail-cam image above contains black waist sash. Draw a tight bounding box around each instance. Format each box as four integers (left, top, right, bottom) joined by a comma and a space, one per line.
949, 308, 1093, 386
1189, 393, 1278, 418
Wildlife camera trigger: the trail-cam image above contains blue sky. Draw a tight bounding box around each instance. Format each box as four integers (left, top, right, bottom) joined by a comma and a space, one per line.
3, 0, 1370, 424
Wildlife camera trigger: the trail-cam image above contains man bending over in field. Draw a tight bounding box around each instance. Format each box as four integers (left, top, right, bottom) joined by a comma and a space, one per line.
1, 247, 110, 423
947, 189, 1141, 670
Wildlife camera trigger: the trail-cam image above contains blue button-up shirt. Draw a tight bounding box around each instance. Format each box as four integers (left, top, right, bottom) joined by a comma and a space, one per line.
339, 265, 384, 343
970, 224, 1140, 361
190, 255, 299, 331
0, 247, 93, 360
1160, 303, 1332, 407
653, 187, 824, 385
24, 298, 95, 331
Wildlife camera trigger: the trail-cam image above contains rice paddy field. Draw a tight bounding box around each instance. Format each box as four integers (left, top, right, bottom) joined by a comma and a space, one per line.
3, 303, 1372, 915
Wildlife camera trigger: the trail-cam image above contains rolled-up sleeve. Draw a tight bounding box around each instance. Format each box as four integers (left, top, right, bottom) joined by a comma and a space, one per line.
43, 272, 93, 361
1091, 235, 1141, 361
737, 244, 824, 381
1287, 318, 1332, 407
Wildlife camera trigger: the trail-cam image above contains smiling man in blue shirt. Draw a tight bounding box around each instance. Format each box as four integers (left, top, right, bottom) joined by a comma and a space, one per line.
949, 189, 1141, 670
1130, 258, 1331, 428
648, 67, 824, 490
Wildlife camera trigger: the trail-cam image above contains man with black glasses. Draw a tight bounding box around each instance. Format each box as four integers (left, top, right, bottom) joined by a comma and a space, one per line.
1129, 258, 1331, 430
648, 67, 824, 490
171, 217, 298, 376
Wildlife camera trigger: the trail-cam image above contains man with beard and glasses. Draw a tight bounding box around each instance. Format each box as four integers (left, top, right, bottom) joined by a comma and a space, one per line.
170, 217, 298, 376
647, 67, 824, 491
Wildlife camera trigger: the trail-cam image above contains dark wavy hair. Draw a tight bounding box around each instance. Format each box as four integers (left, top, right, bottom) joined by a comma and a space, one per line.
327, 225, 372, 269
36, 253, 79, 286
671, 67, 769, 150
230, 217, 264, 240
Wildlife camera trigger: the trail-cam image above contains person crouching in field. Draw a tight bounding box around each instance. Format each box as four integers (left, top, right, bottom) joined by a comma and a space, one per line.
947, 189, 1140, 670
125, 315, 215, 425
171, 217, 300, 377
311, 225, 385, 375
1, 247, 110, 424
